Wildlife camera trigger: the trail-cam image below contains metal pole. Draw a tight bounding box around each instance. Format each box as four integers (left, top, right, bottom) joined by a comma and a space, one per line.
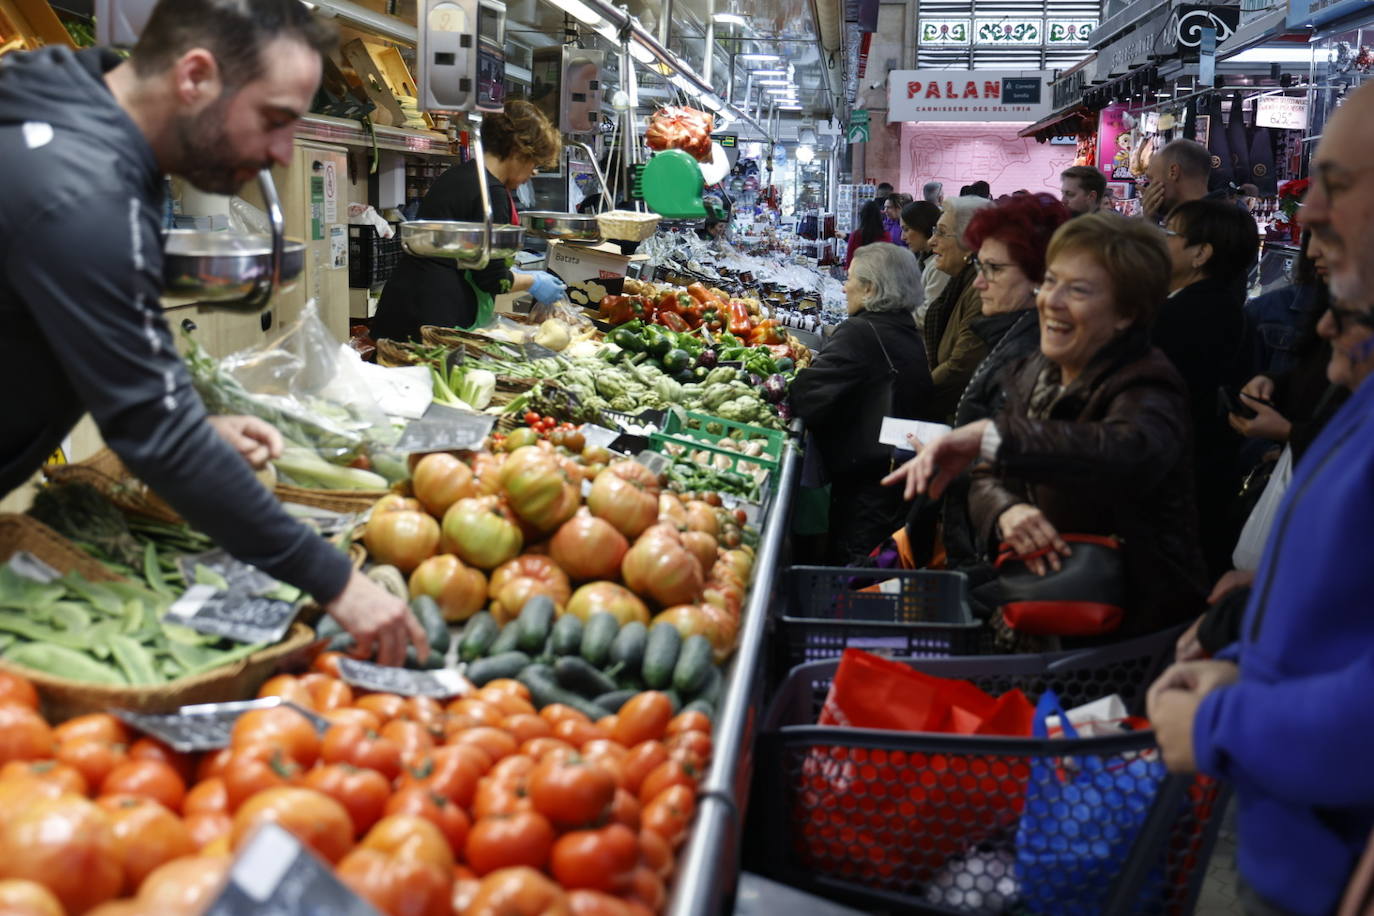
702, 0, 715, 85
657, 0, 673, 47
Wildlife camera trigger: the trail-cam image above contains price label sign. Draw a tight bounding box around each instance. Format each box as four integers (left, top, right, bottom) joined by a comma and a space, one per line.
114, 698, 328, 753
165, 585, 299, 645
4, 551, 60, 583
580, 425, 621, 450
337, 657, 471, 698
202, 822, 382, 916
633, 450, 671, 476
178, 550, 281, 598
397, 403, 496, 454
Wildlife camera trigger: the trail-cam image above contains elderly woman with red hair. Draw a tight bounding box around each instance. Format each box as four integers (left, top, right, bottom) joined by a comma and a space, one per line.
934, 193, 1071, 578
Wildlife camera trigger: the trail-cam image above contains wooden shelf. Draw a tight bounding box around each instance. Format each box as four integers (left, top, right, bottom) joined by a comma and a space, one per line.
296, 114, 455, 157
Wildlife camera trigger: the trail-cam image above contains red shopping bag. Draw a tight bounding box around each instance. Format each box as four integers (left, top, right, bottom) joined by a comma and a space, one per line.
796, 650, 1034, 892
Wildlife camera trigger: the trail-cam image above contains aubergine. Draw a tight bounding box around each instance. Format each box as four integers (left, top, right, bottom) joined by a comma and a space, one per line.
762, 374, 788, 403
695, 349, 718, 369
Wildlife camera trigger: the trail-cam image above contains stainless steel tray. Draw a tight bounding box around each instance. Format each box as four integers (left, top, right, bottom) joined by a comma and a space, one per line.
401, 221, 524, 264
162, 231, 305, 303
520, 210, 602, 242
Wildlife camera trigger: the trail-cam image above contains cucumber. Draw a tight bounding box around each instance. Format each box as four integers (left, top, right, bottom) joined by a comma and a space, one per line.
554, 656, 619, 699
488, 621, 522, 656
672, 635, 714, 695
681, 698, 716, 720
608, 622, 648, 674
580, 613, 620, 668
411, 596, 451, 654
594, 689, 638, 714
642, 623, 682, 689
662, 688, 683, 713
458, 612, 499, 662
692, 665, 724, 705
614, 669, 646, 692
549, 614, 583, 656
517, 664, 607, 719
516, 596, 557, 654
405, 645, 446, 670
466, 651, 531, 686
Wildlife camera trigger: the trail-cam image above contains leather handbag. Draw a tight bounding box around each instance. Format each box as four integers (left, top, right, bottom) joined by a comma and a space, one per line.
995, 534, 1127, 636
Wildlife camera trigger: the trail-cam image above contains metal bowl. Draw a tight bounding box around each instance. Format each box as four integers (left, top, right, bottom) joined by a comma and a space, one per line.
401, 221, 525, 265
162, 231, 305, 304
520, 211, 602, 243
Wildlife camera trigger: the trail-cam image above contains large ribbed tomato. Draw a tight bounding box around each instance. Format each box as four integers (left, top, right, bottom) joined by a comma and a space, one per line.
621, 534, 703, 608
470, 452, 507, 497
657, 492, 688, 527
488, 556, 571, 624
586, 461, 661, 539
564, 582, 650, 627
680, 531, 718, 574
652, 605, 732, 657
682, 500, 720, 537
442, 497, 524, 570
465, 866, 568, 916
548, 512, 629, 582
0, 880, 63, 916
337, 847, 453, 916
411, 452, 475, 517
363, 509, 441, 574
500, 446, 580, 534
410, 554, 489, 623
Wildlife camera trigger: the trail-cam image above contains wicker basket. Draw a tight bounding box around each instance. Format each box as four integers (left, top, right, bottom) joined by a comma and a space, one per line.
597, 209, 661, 242
43, 450, 181, 524
273, 484, 389, 515
0, 514, 319, 721
375, 338, 422, 367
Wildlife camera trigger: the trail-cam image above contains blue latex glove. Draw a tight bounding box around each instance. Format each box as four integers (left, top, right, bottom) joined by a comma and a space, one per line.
519, 270, 566, 305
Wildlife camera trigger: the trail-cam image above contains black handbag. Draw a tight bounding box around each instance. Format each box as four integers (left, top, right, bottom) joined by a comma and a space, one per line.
995, 534, 1127, 636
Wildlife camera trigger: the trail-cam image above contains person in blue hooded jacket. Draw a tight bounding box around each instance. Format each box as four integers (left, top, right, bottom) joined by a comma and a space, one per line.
1147, 80, 1374, 916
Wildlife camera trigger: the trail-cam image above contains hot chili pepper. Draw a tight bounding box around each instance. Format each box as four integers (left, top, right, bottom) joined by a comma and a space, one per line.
726, 299, 752, 336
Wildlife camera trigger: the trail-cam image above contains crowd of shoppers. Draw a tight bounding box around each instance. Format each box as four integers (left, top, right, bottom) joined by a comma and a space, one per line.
822, 78, 1374, 915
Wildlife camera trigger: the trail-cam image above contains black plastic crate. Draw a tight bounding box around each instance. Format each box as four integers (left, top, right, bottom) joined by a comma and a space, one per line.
780, 566, 983, 668
348, 223, 402, 288
752, 645, 1226, 914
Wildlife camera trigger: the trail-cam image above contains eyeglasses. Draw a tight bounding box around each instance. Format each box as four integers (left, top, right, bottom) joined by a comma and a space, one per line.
932, 225, 954, 240
969, 254, 1012, 281
1329, 303, 1374, 333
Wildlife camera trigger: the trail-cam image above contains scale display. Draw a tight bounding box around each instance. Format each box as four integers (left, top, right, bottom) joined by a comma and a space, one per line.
420, 0, 507, 114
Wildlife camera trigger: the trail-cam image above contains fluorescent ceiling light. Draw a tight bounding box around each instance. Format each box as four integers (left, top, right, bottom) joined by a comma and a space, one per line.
1225, 46, 1328, 64
778, 104, 804, 111
750, 68, 786, 77
766, 86, 796, 94
757, 78, 792, 86
713, 13, 747, 25
739, 53, 780, 62
629, 40, 656, 63
547, 0, 603, 26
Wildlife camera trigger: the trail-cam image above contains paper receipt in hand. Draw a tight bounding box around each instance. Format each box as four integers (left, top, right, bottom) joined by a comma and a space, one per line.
879, 417, 952, 449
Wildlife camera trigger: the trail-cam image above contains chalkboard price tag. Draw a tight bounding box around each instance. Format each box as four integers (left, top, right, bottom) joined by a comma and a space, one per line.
521, 342, 561, 360
397, 403, 496, 454
202, 822, 382, 916
337, 657, 471, 698
113, 698, 328, 753
178, 549, 280, 597
166, 585, 299, 645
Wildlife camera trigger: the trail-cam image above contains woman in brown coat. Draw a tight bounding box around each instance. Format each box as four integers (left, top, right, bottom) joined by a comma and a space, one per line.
887, 213, 1208, 639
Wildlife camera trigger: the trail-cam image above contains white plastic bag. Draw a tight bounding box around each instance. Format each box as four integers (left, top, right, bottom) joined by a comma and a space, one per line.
1233, 445, 1293, 572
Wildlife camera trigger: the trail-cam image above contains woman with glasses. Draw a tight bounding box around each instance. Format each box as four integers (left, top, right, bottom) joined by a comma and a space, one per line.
1158, 199, 1260, 577
924, 195, 995, 422
939, 194, 1071, 577
791, 243, 933, 564
886, 214, 1208, 644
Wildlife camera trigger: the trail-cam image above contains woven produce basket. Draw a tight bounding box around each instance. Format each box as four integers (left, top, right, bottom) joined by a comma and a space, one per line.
0, 514, 319, 721
375, 338, 422, 367
47, 448, 387, 521
43, 450, 181, 524
597, 209, 661, 242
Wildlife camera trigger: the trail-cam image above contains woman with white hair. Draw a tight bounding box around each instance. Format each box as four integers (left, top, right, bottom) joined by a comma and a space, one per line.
790, 243, 935, 563
924, 195, 996, 421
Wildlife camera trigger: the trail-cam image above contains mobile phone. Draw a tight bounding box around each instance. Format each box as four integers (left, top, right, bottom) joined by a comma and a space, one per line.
1219, 386, 1258, 420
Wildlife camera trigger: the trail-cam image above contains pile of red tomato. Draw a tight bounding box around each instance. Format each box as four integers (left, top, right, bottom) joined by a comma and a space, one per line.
0, 662, 710, 916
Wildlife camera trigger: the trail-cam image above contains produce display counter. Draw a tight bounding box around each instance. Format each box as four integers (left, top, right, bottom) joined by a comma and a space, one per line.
668, 443, 799, 916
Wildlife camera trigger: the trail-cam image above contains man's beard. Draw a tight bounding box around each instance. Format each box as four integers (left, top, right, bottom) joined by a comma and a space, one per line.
174, 97, 269, 196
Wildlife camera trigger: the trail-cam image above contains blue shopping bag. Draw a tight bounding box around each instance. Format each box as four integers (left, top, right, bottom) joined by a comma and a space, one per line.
1015, 690, 1167, 915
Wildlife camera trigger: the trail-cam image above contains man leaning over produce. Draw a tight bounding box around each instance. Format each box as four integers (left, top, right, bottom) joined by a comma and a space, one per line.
0, 0, 426, 665
1147, 79, 1374, 916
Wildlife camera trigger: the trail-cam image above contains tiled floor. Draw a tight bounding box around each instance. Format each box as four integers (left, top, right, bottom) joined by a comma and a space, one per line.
1194, 804, 1245, 915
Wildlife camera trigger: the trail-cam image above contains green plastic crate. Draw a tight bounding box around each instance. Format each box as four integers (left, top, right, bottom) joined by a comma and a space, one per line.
660, 409, 786, 465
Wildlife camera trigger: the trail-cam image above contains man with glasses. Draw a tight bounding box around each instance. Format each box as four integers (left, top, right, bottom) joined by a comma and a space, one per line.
1149, 82, 1374, 916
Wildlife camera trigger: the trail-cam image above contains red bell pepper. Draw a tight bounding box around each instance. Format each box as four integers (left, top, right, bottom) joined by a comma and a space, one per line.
658, 310, 689, 333
726, 299, 752, 336
656, 291, 682, 315
598, 295, 637, 325
749, 319, 784, 346
686, 282, 713, 305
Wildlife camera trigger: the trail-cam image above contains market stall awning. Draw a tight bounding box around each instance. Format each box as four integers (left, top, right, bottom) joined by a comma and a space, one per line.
1018, 105, 1094, 141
